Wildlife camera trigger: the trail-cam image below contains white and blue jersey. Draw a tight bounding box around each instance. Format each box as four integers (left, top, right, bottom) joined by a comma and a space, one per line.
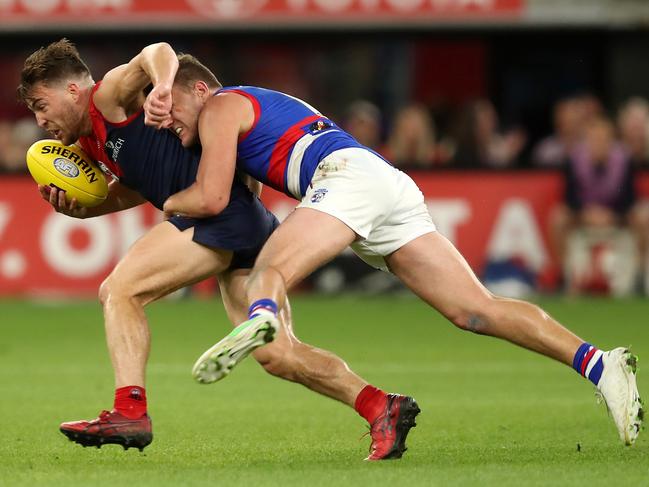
219, 86, 366, 199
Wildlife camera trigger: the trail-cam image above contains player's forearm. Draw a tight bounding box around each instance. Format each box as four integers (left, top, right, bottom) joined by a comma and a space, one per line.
163, 183, 227, 218
83, 182, 145, 218
79, 199, 136, 218
83, 196, 143, 218
139, 43, 178, 88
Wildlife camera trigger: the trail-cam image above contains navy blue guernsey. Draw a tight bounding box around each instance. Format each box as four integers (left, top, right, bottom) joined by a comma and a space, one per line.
105, 110, 250, 210
78, 83, 279, 268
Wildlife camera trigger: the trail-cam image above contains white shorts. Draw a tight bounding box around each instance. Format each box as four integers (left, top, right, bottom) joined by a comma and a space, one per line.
297, 147, 436, 272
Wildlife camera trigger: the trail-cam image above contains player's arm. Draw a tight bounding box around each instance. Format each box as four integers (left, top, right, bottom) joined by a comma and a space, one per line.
163, 93, 251, 218
94, 42, 178, 125
39, 180, 146, 219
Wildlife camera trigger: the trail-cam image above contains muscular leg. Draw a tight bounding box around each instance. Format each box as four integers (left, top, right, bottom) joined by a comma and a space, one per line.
243, 206, 581, 367
101, 218, 365, 405
246, 208, 357, 310
218, 269, 367, 406
234, 208, 422, 459
99, 221, 232, 387
386, 232, 583, 365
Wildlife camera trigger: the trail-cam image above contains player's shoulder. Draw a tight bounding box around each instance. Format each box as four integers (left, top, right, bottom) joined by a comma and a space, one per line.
219, 85, 281, 99
209, 89, 256, 114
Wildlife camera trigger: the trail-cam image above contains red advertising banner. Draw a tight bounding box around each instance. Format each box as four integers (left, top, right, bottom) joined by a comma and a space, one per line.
0, 171, 646, 296
0, 176, 163, 295
0, 0, 525, 28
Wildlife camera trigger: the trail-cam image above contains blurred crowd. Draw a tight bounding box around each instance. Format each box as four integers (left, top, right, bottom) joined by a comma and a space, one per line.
341, 93, 649, 171
3, 92, 649, 174
2, 90, 649, 294
346, 94, 649, 296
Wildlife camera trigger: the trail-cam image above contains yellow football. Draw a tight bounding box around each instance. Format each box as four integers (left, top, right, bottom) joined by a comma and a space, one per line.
26, 139, 108, 208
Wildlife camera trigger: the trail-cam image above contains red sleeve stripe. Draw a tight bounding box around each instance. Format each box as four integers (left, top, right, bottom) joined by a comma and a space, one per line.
266, 114, 322, 192
219, 89, 261, 142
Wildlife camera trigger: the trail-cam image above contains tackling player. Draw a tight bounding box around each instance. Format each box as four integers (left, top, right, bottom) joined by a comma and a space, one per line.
18, 40, 419, 460
155, 52, 642, 447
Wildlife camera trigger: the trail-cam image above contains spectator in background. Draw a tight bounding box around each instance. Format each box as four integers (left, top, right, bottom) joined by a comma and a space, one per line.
532, 96, 585, 167
617, 97, 649, 167
452, 98, 526, 169
549, 116, 648, 286
382, 104, 447, 169
0, 118, 43, 173
579, 92, 605, 123
0, 120, 13, 172
343, 100, 382, 151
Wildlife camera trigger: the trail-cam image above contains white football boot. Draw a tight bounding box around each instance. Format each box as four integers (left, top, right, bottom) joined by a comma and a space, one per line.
192, 315, 279, 384
596, 347, 644, 445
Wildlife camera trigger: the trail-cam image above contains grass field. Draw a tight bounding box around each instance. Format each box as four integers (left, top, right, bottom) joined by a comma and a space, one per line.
1, 295, 647, 486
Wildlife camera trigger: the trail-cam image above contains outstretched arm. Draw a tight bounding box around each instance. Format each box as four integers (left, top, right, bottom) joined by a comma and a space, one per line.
163, 93, 253, 218
94, 42, 178, 125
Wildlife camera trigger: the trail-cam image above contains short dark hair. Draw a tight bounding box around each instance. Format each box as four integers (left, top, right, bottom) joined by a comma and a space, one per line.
175, 53, 221, 91
17, 38, 92, 103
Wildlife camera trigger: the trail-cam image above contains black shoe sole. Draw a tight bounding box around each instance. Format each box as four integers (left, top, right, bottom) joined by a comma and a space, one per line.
383, 396, 421, 460
60, 428, 153, 452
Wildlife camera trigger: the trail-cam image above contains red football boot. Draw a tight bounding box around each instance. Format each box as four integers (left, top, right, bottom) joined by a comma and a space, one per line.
366, 394, 420, 461
60, 410, 153, 451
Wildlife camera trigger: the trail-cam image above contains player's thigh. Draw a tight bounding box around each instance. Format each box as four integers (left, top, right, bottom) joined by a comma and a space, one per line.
253, 207, 356, 289
386, 231, 494, 320
105, 221, 232, 303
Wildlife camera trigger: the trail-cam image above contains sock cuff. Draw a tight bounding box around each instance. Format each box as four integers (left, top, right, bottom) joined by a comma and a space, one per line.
354, 385, 381, 411
114, 386, 147, 419
572, 342, 605, 386
115, 385, 146, 401
354, 385, 388, 424
248, 299, 278, 318
572, 342, 593, 374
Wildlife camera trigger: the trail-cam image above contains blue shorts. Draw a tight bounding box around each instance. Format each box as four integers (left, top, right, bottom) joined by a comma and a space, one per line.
168, 185, 278, 270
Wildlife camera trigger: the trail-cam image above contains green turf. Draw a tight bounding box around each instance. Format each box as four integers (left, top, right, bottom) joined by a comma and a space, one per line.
0, 295, 647, 486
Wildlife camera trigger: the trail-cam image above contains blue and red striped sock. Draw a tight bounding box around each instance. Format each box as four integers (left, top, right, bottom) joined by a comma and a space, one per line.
248, 299, 278, 319
572, 342, 605, 385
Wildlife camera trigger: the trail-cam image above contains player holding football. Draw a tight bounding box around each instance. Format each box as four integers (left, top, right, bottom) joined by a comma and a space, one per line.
18, 40, 419, 460
149, 51, 642, 446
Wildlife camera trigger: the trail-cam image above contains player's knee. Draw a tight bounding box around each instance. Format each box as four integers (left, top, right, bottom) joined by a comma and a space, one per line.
447, 299, 499, 334
98, 276, 115, 307
98, 273, 147, 309
447, 296, 508, 335
448, 312, 485, 333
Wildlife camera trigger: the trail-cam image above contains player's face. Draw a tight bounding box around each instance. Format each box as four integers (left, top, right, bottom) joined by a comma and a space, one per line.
27, 82, 85, 145
170, 85, 202, 147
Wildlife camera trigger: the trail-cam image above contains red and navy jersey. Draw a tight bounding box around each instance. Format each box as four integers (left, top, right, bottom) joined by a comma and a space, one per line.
79, 83, 211, 209
220, 86, 366, 199
77, 83, 280, 264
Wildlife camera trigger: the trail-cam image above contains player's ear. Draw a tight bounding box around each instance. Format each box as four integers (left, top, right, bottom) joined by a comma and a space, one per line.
194, 81, 211, 101
67, 82, 81, 100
